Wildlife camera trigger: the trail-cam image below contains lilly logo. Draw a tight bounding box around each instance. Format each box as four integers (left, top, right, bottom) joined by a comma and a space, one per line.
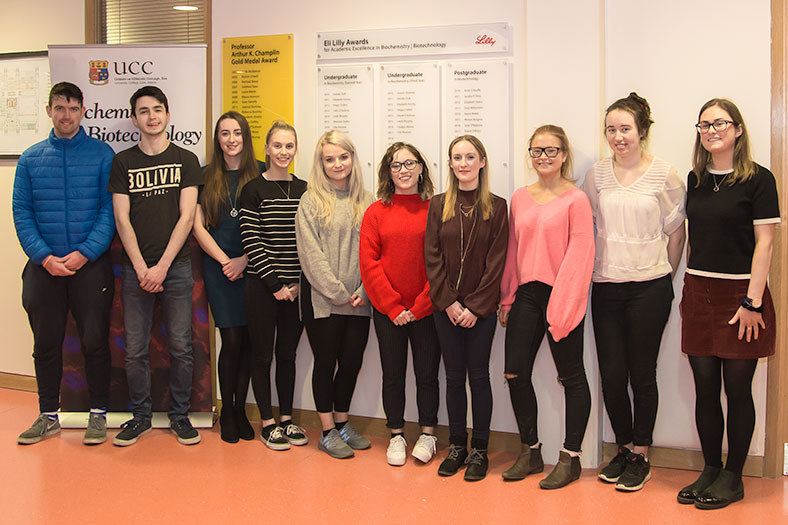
89, 60, 109, 85
475, 35, 496, 46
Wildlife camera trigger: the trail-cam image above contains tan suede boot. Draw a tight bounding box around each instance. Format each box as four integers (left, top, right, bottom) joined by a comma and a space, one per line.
539, 450, 581, 489
502, 443, 545, 480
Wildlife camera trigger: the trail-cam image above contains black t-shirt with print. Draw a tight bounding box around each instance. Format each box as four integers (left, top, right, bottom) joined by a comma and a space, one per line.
108, 142, 203, 266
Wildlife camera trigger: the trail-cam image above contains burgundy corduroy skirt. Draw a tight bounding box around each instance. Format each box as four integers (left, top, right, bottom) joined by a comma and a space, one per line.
680, 273, 775, 359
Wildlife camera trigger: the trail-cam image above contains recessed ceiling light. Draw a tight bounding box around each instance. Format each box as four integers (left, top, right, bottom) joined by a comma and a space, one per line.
173, 5, 199, 11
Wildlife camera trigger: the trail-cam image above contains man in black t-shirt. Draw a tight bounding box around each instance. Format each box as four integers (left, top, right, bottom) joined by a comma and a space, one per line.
108, 86, 202, 446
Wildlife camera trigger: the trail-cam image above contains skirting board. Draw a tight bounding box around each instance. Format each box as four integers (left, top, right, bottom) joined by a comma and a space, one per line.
602, 442, 764, 478
0, 372, 37, 392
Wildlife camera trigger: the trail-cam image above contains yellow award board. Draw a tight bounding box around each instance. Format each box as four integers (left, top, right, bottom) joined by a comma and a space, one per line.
222, 34, 294, 160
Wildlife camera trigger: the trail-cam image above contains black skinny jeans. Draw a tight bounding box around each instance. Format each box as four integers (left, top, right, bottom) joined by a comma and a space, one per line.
301, 276, 370, 414
373, 309, 441, 429
433, 310, 496, 442
504, 281, 590, 452
245, 277, 304, 420
591, 275, 673, 447
22, 254, 114, 413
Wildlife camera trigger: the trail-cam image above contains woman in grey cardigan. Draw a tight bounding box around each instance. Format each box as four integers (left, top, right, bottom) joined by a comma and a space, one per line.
295, 130, 373, 459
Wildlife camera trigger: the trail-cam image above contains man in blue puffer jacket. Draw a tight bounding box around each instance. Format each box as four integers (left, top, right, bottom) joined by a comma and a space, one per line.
12, 82, 116, 446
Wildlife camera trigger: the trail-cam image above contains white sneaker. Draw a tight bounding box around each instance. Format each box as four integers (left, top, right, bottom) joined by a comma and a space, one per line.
387, 435, 407, 466
412, 433, 437, 463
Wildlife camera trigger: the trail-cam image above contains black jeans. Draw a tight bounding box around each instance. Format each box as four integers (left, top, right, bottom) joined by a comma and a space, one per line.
591, 275, 673, 447
245, 277, 304, 420
302, 276, 370, 414
433, 310, 496, 442
373, 309, 441, 429
504, 282, 590, 452
21, 254, 114, 412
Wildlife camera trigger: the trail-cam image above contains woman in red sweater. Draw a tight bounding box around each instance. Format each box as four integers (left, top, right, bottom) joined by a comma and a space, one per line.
499, 125, 594, 489
360, 142, 441, 466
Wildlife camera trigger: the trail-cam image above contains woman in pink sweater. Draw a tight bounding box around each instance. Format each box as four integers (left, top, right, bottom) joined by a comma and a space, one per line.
498, 125, 595, 489
359, 142, 441, 467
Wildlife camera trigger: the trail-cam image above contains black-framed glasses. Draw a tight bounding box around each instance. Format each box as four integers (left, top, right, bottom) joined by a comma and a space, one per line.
390, 159, 420, 172
528, 147, 562, 158
696, 119, 735, 134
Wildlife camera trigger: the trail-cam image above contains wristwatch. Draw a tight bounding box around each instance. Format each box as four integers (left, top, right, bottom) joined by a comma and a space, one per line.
741, 297, 764, 313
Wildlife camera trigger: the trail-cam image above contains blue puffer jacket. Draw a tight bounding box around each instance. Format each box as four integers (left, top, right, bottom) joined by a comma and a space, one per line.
13, 127, 116, 264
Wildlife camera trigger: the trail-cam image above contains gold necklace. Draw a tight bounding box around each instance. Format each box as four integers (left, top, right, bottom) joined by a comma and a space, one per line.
264, 174, 291, 199
456, 208, 477, 289
711, 172, 729, 193
459, 203, 475, 218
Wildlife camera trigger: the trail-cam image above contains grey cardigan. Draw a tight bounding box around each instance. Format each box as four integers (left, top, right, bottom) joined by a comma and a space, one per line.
295, 189, 371, 319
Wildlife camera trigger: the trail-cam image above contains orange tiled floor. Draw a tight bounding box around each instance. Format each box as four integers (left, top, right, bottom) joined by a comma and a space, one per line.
1, 388, 786, 524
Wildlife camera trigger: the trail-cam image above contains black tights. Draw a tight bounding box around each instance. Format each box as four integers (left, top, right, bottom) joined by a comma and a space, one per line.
689, 355, 758, 477
218, 326, 251, 409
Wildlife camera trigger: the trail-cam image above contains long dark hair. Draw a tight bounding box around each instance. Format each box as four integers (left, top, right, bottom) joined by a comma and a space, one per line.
202, 111, 260, 227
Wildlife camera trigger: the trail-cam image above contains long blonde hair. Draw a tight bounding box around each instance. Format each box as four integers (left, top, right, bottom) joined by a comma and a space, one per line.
692, 98, 755, 187
307, 130, 369, 228
442, 135, 494, 222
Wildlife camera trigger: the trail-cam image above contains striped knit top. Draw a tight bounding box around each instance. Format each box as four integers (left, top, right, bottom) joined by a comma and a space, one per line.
239, 173, 307, 292
582, 156, 685, 283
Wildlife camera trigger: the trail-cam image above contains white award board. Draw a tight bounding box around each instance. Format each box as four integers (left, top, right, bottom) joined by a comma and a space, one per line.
445, 61, 512, 197
377, 63, 441, 190
317, 65, 375, 190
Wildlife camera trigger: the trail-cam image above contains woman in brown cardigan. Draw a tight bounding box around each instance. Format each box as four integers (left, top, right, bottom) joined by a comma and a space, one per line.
425, 135, 508, 481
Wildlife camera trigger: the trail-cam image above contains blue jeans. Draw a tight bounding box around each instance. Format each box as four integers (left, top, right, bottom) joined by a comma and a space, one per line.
121, 261, 194, 421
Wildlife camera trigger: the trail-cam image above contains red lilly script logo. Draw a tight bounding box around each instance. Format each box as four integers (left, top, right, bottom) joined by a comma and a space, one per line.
475, 35, 496, 46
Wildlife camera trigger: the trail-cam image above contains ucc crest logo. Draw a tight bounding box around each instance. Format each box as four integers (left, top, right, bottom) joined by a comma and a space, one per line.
88, 60, 109, 85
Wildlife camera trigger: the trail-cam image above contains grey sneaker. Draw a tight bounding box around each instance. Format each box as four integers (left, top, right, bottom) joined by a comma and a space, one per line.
113, 417, 152, 446
18, 414, 60, 445
318, 428, 354, 459
283, 422, 309, 446
170, 418, 201, 445
338, 423, 371, 450
83, 413, 107, 445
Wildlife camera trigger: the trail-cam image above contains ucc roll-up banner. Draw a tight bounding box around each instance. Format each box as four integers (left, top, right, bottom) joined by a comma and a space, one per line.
47, 44, 212, 426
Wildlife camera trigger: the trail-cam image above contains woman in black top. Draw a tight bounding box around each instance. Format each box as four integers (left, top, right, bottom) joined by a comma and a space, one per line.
193, 111, 262, 443
678, 99, 779, 509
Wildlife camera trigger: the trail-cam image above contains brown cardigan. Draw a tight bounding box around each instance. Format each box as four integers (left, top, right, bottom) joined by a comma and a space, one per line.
424, 190, 508, 317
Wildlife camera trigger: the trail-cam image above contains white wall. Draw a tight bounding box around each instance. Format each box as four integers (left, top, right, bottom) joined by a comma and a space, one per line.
0, 0, 86, 376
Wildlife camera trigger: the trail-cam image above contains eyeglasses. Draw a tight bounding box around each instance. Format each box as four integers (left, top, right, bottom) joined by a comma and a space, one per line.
696, 119, 735, 134
528, 147, 562, 158
390, 159, 420, 172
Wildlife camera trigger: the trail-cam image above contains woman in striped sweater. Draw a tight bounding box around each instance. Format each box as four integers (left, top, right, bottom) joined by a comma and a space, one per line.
239, 120, 308, 451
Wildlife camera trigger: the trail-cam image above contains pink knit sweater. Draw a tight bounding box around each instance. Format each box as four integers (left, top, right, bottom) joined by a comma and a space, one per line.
499, 186, 595, 341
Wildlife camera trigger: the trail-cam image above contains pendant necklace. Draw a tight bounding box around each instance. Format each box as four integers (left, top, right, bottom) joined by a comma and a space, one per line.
711, 172, 729, 193
456, 204, 477, 289
226, 190, 239, 218
265, 174, 291, 199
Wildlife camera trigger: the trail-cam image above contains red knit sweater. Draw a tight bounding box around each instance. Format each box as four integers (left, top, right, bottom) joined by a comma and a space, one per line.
359, 193, 433, 321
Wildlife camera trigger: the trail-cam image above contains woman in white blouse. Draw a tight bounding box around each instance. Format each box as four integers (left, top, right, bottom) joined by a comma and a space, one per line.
582, 92, 686, 492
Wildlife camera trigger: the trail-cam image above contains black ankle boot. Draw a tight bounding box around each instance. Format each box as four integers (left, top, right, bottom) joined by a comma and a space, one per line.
464, 448, 489, 481
694, 469, 744, 510
219, 407, 239, 443
677, 465, 721, 504
235, 404, 254, 441
438, 444, 469, 476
